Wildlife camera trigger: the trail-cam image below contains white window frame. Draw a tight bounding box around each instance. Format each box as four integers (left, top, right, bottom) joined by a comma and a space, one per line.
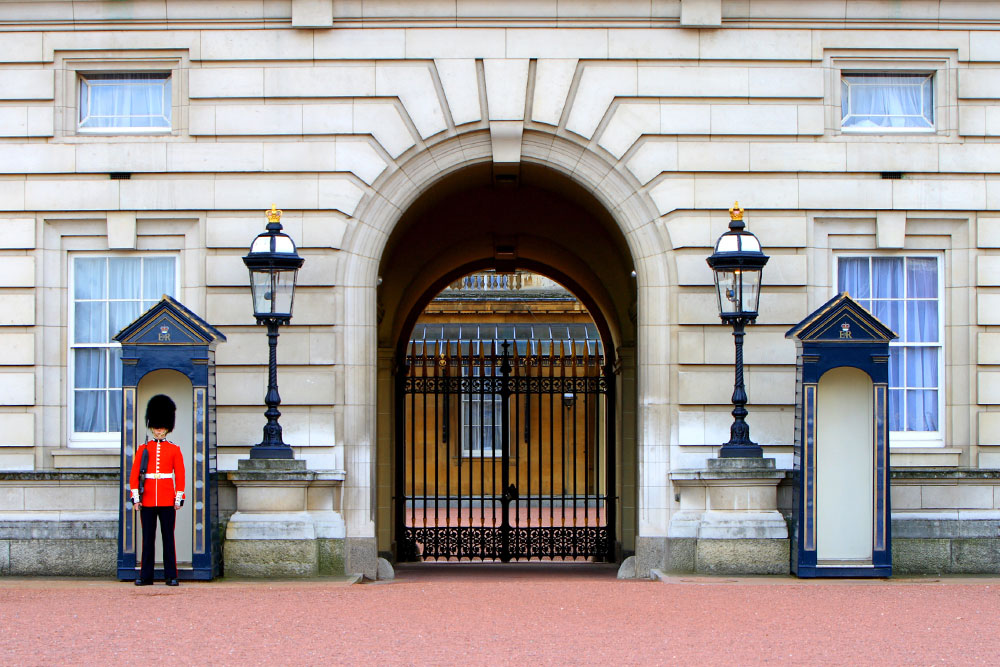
835, 253, 945, 447
68, 253, 178, 448
460, 364, 504, 458
840, 71, 935, 133
826, 53, 955, 139
54, 53, 186, 139
77, 71, 172, 134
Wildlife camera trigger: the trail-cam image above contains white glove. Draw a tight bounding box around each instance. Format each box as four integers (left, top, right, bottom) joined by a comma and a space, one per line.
131, 489, 140, 508
175, 492, 184, 509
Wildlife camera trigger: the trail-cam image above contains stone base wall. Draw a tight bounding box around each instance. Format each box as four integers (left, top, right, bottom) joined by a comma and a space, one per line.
223, 537, 345, 578
0, 519, 118, 577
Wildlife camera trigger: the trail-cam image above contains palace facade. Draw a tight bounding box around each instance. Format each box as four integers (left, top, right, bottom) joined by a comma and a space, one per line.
1, 0, 999, 578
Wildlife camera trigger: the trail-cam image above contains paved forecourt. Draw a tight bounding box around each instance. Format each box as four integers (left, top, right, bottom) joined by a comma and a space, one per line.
1, 565, 998, 664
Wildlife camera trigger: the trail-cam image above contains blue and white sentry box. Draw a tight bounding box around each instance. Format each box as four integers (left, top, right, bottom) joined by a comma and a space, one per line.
786, 293, 897, 578
114, 296, 227, 582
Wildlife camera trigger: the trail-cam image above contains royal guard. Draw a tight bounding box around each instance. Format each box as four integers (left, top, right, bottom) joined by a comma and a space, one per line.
129, 394, 185, 586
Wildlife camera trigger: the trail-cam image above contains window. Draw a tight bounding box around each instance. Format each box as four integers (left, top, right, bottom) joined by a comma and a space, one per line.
841, 73, 934, 131
78, 72, 171, 132
461, 365, 502, 457
70, 256, 176, 441
838, 256, 942, 439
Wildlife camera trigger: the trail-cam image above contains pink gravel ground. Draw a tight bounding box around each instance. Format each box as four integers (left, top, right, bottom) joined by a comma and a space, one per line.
2, 563, 999, 665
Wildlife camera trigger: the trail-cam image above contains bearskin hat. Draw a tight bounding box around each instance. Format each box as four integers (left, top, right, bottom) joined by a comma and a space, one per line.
145, 394, 176, 432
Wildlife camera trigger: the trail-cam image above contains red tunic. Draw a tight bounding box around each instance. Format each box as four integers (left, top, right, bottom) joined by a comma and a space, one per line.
128, 439, 186, 507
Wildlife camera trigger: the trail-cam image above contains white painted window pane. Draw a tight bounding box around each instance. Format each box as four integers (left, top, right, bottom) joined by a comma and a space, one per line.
74, 257, 105, 299
79, 73, 171, 129
143, 257, 175, 300
906, 389, 938, 431
74, 302, 106, 344
75, 390, 106, 432
74, 349, 106, 389
108, 257, 140, 299
841, 73, 934, 129
109, 301, 141, 340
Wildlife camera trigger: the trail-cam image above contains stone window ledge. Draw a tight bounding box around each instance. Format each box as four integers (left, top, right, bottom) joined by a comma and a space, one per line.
50, 448, 119, 470
890, 447, 962, 468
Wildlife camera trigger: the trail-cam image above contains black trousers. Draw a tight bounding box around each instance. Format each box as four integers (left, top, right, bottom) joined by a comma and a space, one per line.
139, 505, 177, 581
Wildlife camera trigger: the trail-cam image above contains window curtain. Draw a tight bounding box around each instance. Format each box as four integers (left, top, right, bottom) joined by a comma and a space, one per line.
838, 256, 938, 432
842, 74, 932, 128
73, 256, 175, 434
80, 74, 170, 129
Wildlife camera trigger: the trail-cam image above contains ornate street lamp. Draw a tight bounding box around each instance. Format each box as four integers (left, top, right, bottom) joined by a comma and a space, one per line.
706, 202, 769, 458
243, 205, 304, 459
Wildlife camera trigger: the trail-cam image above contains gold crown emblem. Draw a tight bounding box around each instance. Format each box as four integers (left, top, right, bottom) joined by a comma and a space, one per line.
729, 201, 744, 221
265, 204, 282, 223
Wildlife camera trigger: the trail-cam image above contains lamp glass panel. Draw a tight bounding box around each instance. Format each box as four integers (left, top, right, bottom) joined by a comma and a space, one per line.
714, 267, 762, 316
714, 268, 738, 315
249, 269, 274, 316
741, 268, 763, 313
271, 267, 297, 316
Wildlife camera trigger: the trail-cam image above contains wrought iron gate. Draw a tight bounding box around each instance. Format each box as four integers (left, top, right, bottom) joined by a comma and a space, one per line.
395, 339, 615, 562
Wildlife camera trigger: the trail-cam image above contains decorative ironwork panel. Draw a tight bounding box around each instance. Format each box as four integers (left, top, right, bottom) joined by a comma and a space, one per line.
396, 340, 615, 562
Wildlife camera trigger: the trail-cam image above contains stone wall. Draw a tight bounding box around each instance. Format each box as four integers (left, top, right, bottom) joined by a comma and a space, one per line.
0, 0, 997, 574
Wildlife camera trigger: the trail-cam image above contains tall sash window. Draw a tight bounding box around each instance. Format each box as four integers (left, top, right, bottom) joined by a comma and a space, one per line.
70, 256, 176, 442
838, 256, 942, 440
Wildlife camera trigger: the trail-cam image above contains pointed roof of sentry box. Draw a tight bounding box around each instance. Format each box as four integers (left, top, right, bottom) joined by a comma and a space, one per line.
114, 295, 227, 348
786, 292, 898, 343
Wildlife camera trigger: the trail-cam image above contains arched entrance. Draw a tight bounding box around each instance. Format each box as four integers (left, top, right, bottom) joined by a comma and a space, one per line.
377, 162, 637, 563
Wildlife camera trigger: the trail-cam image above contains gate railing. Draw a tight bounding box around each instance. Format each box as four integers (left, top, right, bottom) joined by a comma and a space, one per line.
395, 339, 614, 562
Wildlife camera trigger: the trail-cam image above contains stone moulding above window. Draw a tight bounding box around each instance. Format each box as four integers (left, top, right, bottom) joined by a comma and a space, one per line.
53, 52, 188, 139
825, 52, 956, 139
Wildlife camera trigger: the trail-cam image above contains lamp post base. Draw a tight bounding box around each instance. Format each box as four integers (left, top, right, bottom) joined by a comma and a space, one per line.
249, 445, 295, 460
718, 444, 763, 458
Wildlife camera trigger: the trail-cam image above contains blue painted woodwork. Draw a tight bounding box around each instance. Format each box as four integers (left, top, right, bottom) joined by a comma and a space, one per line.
786, 292, 896, 578
114, 296, 226, 581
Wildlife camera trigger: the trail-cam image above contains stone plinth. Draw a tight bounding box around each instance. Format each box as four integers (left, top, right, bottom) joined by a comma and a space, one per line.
668, 457, 790, 574
224, 458, 346, 578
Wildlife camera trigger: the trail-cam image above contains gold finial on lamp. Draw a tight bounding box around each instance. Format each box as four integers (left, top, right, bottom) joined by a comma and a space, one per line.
266, 204, 282, 223
729, 201, 744, 222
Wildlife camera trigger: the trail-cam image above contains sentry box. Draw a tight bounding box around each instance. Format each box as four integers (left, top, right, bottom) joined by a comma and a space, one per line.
115, 296, 226, 581
786, 293, 896, 578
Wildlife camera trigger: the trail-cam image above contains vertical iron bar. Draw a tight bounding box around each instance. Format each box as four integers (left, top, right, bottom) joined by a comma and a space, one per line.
443, 342, 451, 551
526, 342, 534, 559
604, 358, 616, 562
410, 344, 418, 553
594, 353, 602, 560
514, 344, 521, 553
583, 343, 591, 534
548, 339, 555, 557
422, 343, 428, 548
572, 342, 579, 559
433, 341, 441, 558
537, 342, 543, 558
560, 341, 567, 534
478, 343, 485, 558
491, 340, 498, 535
500, 340, 512, 562
463, 341, 471, 557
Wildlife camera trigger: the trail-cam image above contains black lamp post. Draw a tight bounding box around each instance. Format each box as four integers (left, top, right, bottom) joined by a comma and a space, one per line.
706, 202, 769, 458
243, 205, 304, 459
